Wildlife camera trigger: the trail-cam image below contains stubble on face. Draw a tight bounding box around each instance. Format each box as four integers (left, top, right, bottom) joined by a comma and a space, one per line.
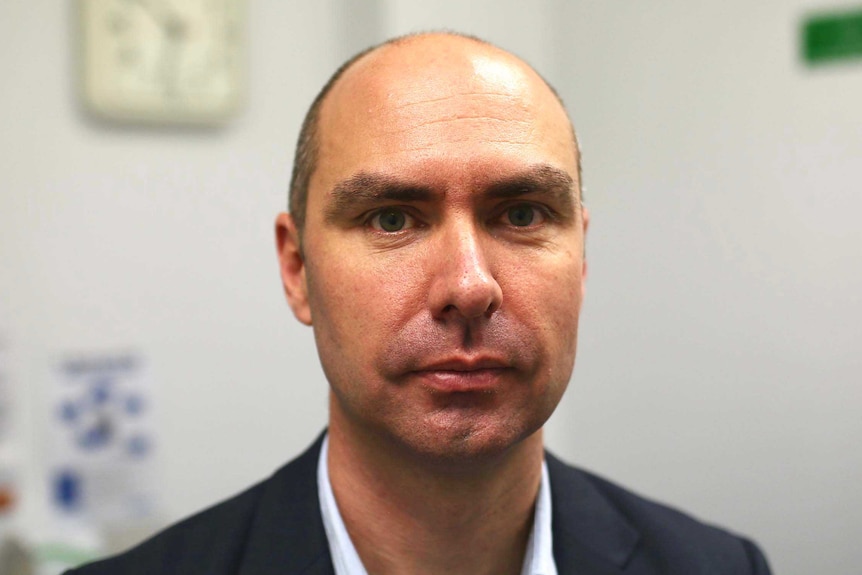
300, 34, 586, 465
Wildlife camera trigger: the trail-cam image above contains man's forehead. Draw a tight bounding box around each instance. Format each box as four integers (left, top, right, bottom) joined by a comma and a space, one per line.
328, 35, 539, 111
305, 33, 580, 204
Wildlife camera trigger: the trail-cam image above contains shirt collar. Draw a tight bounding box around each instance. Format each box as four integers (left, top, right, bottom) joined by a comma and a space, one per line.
317, 434, 557, 575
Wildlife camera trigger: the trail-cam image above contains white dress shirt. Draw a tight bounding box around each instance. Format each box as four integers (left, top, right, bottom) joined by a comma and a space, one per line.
318, 435, 557, 575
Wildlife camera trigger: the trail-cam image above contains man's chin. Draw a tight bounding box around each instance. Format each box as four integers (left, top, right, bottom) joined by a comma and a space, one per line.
331, 391, 549, 470
384, 415, 543, 472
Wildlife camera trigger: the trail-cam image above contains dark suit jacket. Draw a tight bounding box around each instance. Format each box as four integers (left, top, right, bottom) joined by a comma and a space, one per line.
67, 434, 771, 574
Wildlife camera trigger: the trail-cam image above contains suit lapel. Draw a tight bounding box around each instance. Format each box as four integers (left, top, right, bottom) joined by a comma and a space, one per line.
547, 452, 641, 574
238, 433, 335, 575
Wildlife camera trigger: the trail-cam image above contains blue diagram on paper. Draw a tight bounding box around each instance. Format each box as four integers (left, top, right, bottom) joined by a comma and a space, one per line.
56, 360, 150, 456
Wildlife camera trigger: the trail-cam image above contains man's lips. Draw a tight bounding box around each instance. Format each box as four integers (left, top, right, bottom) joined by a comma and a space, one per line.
410, 357, 512, 393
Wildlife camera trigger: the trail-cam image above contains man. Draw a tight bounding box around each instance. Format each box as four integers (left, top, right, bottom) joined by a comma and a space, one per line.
69, 33, 771, 574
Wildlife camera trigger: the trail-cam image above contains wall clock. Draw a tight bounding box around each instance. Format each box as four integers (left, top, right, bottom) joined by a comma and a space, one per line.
78, 0, 246, 125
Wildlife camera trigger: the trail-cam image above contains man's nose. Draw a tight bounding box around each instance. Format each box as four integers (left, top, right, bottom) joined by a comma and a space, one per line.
427, 225, 503, 321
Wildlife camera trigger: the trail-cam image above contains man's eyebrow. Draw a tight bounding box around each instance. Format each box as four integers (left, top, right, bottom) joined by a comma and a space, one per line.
484, 165, 577, 210
325, 173, 436, 223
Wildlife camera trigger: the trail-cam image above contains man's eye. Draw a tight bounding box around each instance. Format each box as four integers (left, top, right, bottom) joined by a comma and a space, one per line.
370, 208, 412, 232
505, 204, 544, 227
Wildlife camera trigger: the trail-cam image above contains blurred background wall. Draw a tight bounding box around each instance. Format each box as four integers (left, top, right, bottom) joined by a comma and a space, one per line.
1, 1, 860, 573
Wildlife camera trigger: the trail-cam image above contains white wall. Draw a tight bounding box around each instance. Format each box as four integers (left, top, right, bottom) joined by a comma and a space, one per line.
1, 2, 860, 573
543, 2, 861, 574
1, 0, 350, 543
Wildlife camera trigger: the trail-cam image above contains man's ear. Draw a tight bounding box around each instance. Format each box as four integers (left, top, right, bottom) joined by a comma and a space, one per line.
275, 213, 312, 325
581, 205, 589, 299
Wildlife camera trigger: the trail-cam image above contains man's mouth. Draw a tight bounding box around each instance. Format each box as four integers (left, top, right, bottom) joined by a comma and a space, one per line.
411, 357, 511, 393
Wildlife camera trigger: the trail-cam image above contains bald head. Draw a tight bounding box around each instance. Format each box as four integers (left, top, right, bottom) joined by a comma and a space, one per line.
288, 32, 580, 235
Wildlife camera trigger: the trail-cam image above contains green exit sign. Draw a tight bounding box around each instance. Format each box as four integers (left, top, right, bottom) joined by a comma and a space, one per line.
803, 8, 862, 64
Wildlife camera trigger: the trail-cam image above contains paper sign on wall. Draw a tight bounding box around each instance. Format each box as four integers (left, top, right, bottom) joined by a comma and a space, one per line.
48, 352, 158, 526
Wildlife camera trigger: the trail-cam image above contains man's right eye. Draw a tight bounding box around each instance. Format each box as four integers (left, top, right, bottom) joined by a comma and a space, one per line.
370, 208, 413, 232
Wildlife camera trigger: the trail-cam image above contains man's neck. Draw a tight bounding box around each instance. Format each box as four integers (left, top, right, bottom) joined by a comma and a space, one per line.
326, 408, 545, 575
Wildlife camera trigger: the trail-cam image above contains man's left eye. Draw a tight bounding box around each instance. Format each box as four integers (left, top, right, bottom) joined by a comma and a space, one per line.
504, 204, 545, 227
370, 208, 414, 232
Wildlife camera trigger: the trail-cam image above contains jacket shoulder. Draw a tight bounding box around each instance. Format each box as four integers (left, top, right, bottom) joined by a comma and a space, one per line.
546, 453, 771, 574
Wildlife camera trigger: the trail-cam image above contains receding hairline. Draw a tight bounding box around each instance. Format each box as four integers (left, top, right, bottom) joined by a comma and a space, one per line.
335, 32, 515, 82
287, 31, 582, 234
